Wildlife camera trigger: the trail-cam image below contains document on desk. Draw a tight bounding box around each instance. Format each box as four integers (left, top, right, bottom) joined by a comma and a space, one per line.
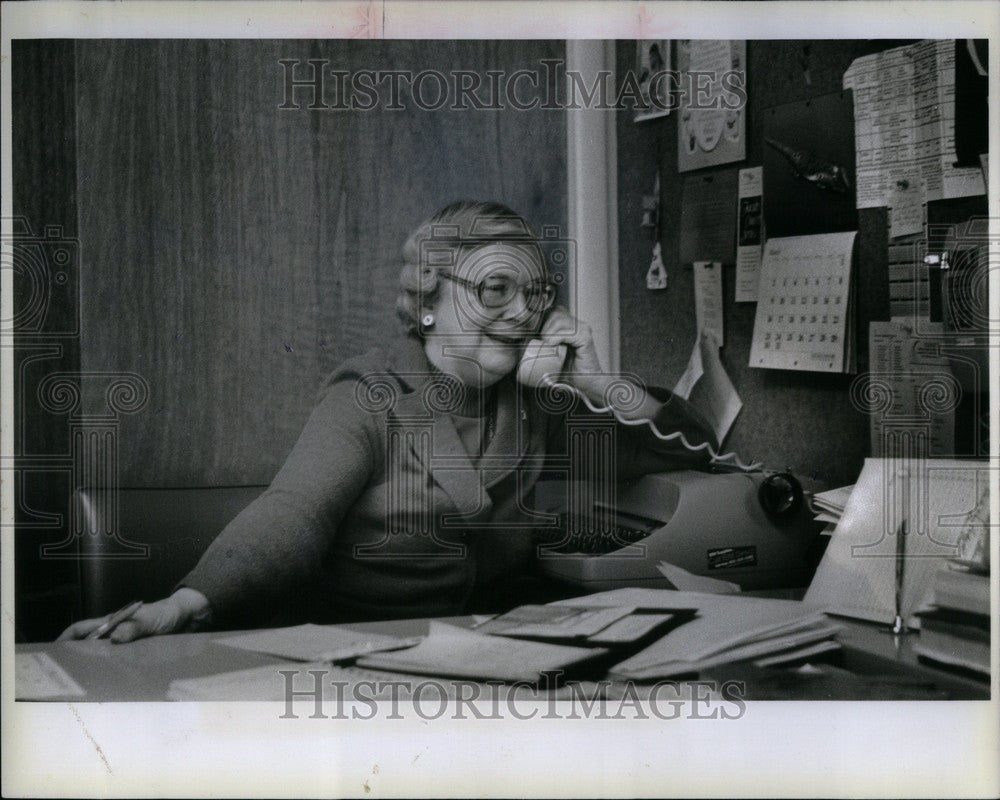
804, 458, 986, 627
554, 589, 838, 680
474, 604, 682, 646
168, 662, 453, 701
16, 652, 87, 700
474, 604, 635, 638
656, 561, 741, 594
215, 624, 419, 663
168, 662, 599, 702
356, 621, 606, 682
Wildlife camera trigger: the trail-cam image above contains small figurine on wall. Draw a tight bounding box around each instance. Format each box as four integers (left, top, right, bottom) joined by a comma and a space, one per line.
765, 137, 851, 193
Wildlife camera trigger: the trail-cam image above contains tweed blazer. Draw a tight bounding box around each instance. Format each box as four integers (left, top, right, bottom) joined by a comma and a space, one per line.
182, 334, 718, 625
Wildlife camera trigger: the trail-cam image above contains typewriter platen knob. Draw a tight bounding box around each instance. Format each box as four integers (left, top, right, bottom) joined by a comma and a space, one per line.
758, 472, 804, 520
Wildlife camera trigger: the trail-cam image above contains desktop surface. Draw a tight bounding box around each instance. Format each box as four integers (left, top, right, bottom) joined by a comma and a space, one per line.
16, 612, 989, 702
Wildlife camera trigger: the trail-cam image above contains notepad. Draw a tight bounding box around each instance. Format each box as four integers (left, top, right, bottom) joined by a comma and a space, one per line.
215, 624, 419, 663
356, 621, 607, 683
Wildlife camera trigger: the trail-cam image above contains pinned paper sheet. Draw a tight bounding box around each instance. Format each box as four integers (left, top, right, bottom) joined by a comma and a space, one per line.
673, 333, 743, 444
679, 171, 738, 264
844, 40, 985, 209
692, 261, 724, 346
868, 321, 955, 457
888, 169, 924, 239
657, 561, 741, 595
735, 166, 764, 302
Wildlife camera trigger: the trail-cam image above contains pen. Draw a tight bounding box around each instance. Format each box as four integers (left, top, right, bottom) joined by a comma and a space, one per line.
86, 600, 143, 640
891, 519, 906, 635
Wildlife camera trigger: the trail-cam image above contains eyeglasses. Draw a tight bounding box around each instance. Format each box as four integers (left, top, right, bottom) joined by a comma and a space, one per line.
439, 271, 556, 313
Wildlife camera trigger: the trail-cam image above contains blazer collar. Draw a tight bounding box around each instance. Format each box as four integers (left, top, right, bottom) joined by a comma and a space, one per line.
385, 334, 543, 509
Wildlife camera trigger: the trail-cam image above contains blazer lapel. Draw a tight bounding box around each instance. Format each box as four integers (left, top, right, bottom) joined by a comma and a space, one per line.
480, 376, 531, 488
387, 338, 487, 518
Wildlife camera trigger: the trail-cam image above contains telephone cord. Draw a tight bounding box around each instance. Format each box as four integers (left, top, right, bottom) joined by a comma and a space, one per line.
539, 376, 763, 473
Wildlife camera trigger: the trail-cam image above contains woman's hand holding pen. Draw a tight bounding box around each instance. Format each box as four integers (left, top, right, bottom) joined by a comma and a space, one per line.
56, 588, 213, 642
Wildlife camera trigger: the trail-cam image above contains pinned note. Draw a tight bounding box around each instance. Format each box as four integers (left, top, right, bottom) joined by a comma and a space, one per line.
679, 170, 738, 264
673, 333, 743, 444
735, 166, 764, 302
692, 261, 724, 346
888, 169, 924, 239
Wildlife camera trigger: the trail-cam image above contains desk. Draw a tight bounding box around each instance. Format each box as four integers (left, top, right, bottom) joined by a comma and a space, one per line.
16, 614, 989, 702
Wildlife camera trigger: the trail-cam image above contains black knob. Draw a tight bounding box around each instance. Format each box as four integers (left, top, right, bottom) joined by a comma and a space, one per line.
758, 472, 804, 519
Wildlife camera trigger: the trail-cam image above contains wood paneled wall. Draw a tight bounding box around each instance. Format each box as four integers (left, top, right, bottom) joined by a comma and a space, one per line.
12, 40, 83, 640
74, 40, 567, 487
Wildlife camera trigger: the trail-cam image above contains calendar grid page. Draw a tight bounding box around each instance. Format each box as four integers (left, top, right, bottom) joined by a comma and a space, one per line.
749, 232, 858, 373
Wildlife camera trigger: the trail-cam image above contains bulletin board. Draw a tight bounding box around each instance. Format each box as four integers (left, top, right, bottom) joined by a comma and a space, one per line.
762, 90, 858, 237
615, 39, 919, 488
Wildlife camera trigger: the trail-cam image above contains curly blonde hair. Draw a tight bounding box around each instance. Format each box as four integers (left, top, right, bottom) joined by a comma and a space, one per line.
395, 200, 548, 335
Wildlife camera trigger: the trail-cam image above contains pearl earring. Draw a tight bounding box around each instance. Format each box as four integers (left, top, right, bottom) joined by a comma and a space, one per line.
421, 312, 435, 330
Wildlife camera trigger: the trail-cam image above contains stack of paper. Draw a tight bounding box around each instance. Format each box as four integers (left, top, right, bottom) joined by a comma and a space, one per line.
914, 560, 990, 678
809, 484, 854, 535
356, 621, 607, 682
554, 589, 842, 679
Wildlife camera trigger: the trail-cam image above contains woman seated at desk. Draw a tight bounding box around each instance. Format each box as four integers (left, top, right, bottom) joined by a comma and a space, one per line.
59, 200, 717, 642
